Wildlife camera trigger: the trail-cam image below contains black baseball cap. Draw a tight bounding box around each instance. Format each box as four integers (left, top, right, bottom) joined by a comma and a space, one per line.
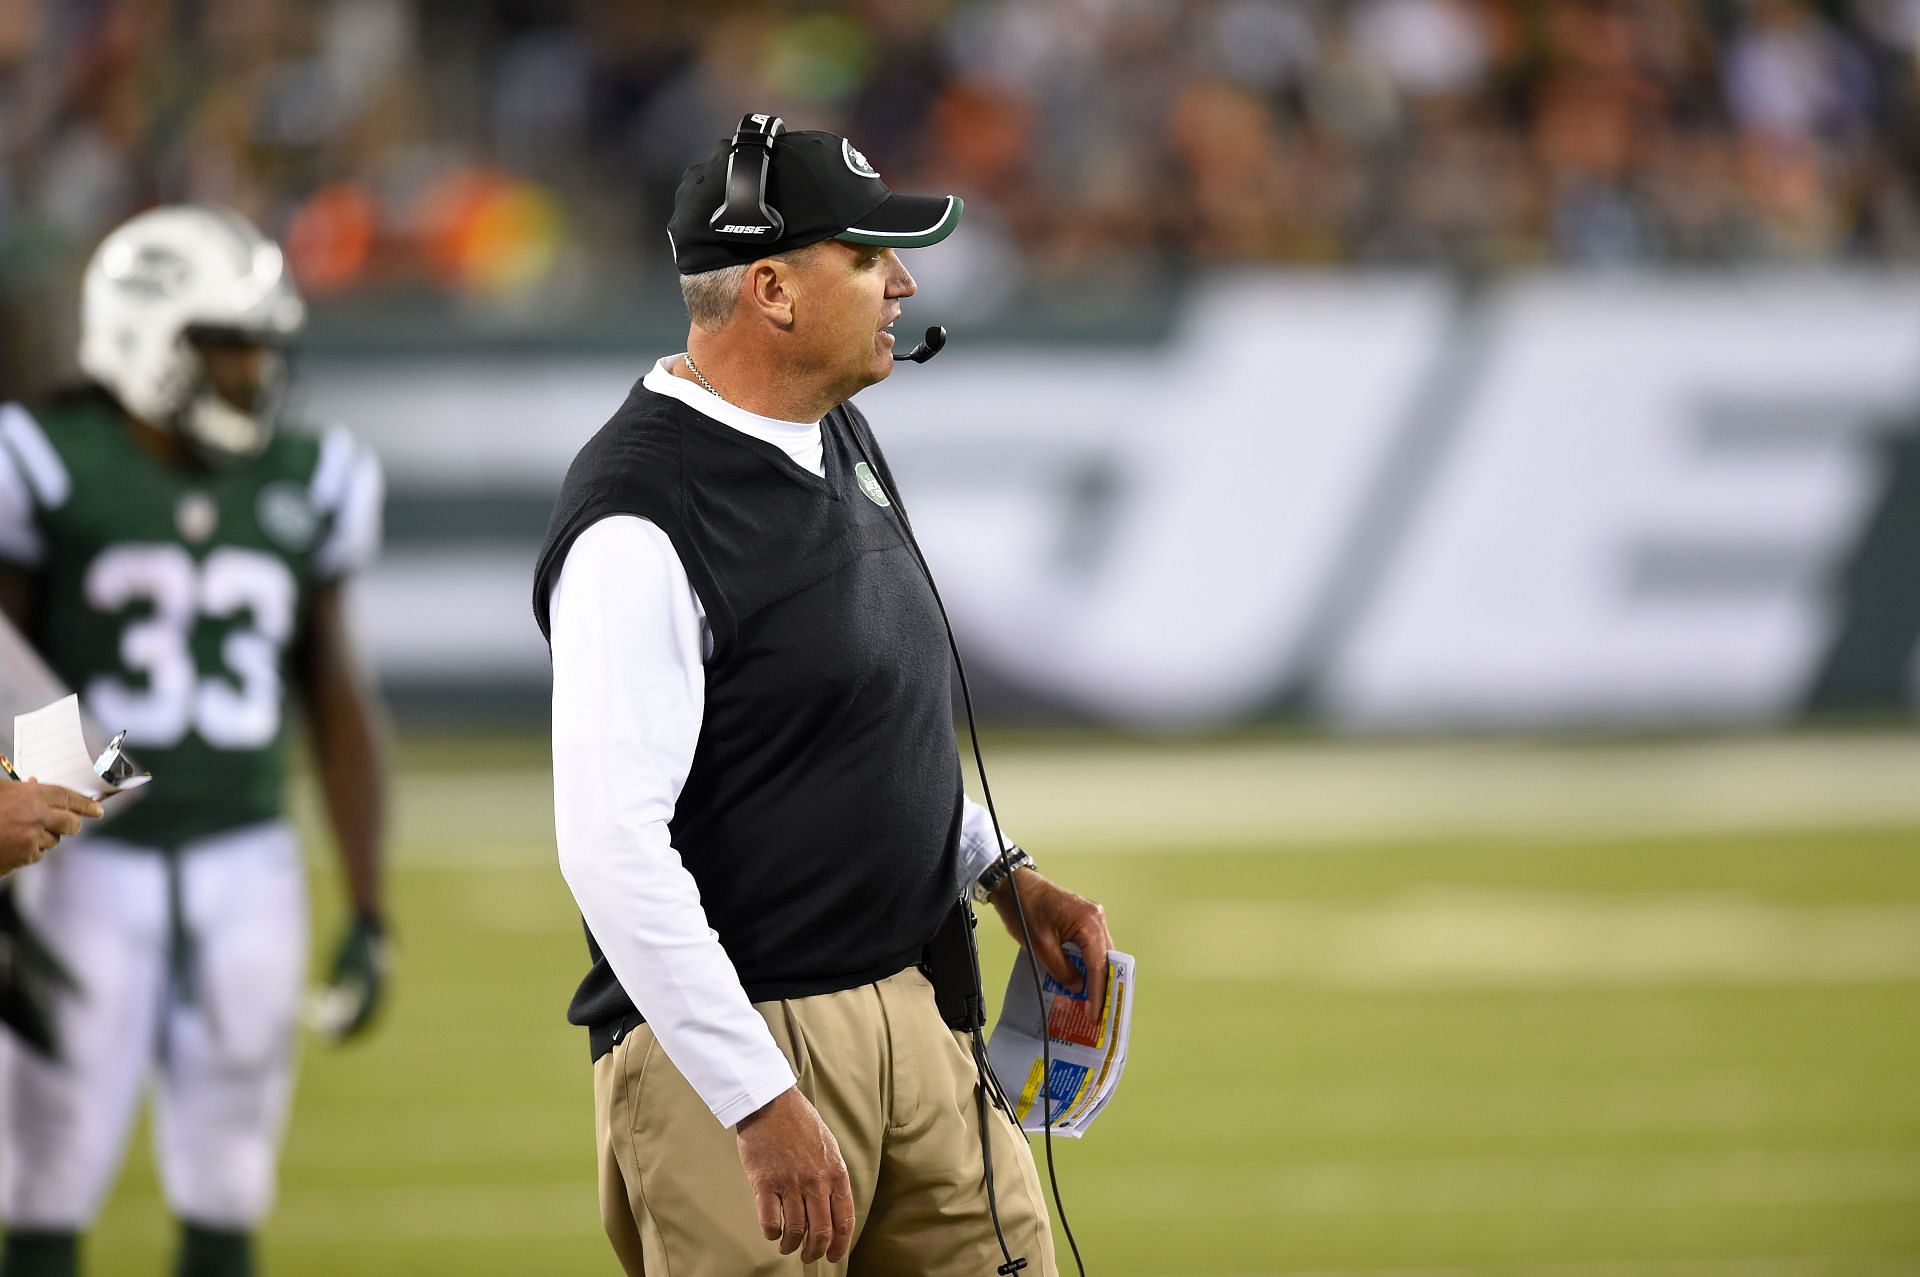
667, 114, 964, 275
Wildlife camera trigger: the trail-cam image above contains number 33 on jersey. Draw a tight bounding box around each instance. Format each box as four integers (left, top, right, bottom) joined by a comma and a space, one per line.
0, 392, 382, 847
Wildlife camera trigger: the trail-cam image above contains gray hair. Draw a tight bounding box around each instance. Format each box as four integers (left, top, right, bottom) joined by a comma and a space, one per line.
679, 264, 750, 332
677, 244, 823, 332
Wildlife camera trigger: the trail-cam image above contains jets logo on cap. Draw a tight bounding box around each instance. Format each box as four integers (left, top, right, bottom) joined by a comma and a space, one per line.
842, 139, 880, 179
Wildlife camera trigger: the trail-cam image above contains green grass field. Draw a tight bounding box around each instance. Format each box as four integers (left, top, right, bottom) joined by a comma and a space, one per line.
73, 733, 1920, 1275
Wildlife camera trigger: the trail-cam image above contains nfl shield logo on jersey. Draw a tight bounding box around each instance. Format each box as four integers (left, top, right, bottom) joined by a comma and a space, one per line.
175, 491, 217, 543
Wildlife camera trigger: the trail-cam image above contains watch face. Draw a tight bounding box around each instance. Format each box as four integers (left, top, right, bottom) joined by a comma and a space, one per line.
975, 847, 1031, 905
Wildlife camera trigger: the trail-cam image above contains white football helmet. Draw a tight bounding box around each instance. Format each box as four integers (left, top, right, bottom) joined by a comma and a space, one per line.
78, 204, 305, 463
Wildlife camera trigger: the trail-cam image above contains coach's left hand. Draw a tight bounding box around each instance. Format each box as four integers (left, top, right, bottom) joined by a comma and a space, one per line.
0, 782, 102, 877
990, 869, 1114, 1018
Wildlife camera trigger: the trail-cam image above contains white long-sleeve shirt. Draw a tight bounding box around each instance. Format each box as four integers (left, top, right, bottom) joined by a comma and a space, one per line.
549, 357, 1014, 1127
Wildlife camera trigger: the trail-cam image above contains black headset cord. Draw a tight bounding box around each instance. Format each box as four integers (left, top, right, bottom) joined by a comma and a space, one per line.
842, 410, 1089, 1277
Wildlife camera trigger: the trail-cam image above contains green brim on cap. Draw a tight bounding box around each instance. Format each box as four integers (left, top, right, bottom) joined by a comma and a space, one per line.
834, 195, 964, 249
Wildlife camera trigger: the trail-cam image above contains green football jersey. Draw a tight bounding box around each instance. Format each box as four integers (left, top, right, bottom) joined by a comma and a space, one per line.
0, 390, 383, 849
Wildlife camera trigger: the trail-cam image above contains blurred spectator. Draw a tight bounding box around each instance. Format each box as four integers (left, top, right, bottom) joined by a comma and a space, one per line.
4, 0, 1920, 390
1352, 0, 1493, 102
1724, 0, 1874, 143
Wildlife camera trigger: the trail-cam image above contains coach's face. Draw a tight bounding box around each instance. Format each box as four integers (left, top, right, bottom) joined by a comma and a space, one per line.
787, 241, 916, 399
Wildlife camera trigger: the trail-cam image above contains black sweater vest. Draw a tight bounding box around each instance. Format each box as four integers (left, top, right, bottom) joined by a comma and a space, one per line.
532, 381, 965, 1053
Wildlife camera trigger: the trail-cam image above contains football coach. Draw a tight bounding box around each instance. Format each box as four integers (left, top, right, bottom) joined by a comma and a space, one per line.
533, 114, 1116, 1276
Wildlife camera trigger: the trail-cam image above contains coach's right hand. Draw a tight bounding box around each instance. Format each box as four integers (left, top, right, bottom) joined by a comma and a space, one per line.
0, 782, 103, 876
735, 1087, 856, 1264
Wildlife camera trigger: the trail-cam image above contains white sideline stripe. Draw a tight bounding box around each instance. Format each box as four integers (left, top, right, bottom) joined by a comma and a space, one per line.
950, 734, 1920, 850
350, 733, 1920, 870
385, 847, 1920, 989
1162, 894, 1920, 987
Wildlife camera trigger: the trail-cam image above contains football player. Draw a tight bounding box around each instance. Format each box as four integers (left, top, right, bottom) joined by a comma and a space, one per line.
0, 205, 389, 1277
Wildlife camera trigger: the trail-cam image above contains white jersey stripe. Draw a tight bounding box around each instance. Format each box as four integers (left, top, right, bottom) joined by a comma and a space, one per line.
308, 423, 355, 513
0, 403, 72, 511
0, 438, 45, 567
313, 447, 384, 581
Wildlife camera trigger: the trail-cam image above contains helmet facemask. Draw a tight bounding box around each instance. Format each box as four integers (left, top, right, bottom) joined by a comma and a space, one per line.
174, 326, 291, 465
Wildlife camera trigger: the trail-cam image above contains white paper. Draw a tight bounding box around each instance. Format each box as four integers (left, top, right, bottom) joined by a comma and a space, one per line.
11, 694, 144, 797
986, 944, 1135, 1138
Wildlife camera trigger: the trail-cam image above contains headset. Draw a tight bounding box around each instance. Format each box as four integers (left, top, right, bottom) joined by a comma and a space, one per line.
709, 114, 786, 242
710, 113, 951, 367
713, 114, 1089, 1276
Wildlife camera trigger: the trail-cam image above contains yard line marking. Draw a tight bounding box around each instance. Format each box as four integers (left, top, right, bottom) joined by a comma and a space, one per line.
1163, 893, 1920, 987
335, 732, 1920, 864
963, 733, 1920, 850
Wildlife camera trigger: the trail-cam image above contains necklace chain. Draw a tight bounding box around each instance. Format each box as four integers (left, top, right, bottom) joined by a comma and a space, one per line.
683, 353, 722, 401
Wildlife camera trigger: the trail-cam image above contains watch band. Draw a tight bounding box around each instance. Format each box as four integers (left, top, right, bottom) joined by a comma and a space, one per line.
973, 844, 1034, 905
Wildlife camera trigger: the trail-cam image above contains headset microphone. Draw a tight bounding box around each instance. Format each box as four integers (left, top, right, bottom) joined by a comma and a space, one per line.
894, 325, 947, 364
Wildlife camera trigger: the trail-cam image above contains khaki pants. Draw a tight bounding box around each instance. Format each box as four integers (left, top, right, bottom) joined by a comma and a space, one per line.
593, 967, 1058, 1276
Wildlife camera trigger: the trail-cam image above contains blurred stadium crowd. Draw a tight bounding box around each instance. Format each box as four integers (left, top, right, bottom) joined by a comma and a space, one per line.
3, 0, 1920, 381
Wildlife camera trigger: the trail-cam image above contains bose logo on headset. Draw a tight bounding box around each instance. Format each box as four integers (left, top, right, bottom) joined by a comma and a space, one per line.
710, 113, 787, 241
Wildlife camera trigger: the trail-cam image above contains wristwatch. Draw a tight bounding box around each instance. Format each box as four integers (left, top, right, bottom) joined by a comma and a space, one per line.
973, 844, 1034, 905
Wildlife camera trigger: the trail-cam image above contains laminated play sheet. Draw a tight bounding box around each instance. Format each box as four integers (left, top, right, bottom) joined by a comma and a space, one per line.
986, 944, 1134, 1138
8, 695, 149, 797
